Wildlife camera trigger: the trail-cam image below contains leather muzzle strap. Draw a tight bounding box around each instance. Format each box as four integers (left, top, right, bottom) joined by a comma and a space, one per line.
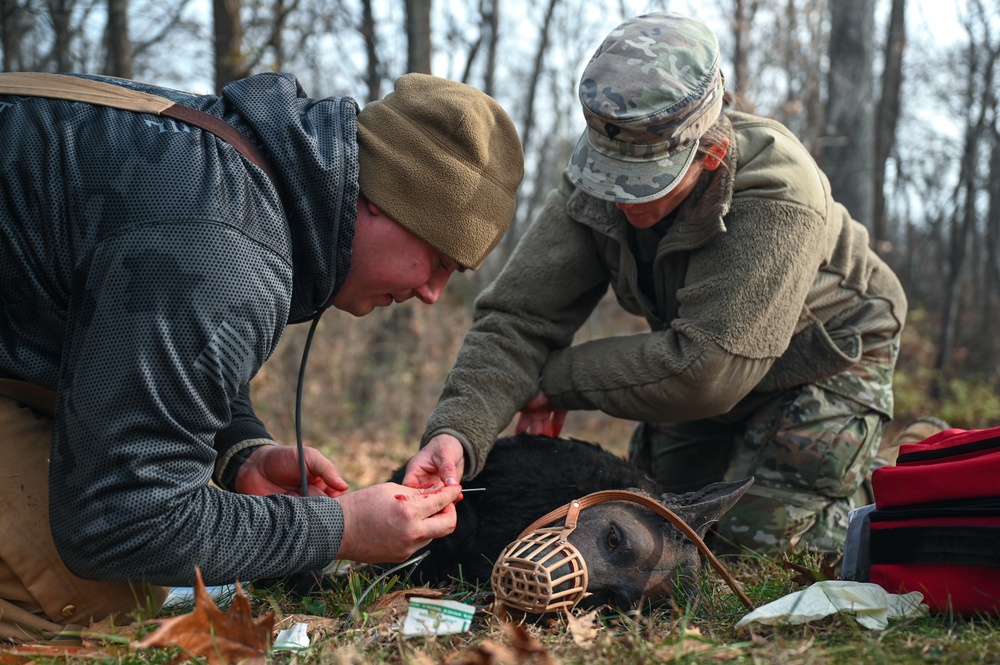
519, 489, 754, 610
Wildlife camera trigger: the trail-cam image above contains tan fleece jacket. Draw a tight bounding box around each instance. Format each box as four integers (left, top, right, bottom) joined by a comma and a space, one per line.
424, 111, 907, 478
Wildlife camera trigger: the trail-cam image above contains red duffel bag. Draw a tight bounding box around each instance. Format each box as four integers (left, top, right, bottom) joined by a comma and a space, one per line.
867, 426, 1000, 615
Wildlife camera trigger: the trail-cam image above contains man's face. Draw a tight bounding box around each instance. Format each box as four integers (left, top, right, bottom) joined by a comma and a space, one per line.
331, 198, 461, 317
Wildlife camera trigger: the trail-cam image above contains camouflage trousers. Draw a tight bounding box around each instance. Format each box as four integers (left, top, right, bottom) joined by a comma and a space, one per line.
628, 346, 897, 555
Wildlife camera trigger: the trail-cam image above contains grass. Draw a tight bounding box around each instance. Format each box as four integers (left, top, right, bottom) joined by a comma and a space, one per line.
26, 543, 999, 664
229, 553, 999, 664
14, 289, 1000, 663
44, 548, 980, 665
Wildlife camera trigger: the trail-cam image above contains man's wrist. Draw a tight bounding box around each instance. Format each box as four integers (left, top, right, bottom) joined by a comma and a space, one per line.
422, 428, 476, 480
214, 438, 277, 490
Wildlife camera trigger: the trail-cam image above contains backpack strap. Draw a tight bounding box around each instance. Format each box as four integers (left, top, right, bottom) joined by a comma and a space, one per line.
0, 72, 280, 187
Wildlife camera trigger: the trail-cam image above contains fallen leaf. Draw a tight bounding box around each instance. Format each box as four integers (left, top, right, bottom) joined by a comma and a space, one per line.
781, 558, 838, 587
369, 586, 445, 613
504, 623, 560, 665
407, 648, 441, 665
83, 615, 141, 644
675, 627, 714, 656
445, 638, 517, 665
445, 623, 560, 665
273, 613, 341, 641
132, 568, 275, 665
564, 610, 598, 647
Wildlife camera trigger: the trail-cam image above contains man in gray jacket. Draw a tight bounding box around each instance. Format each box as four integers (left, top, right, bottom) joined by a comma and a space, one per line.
406, 12, 906, 558
0, 71, 522, 640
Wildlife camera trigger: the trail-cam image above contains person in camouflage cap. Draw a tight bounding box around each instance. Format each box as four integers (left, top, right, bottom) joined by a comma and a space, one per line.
405, 12, 909, 558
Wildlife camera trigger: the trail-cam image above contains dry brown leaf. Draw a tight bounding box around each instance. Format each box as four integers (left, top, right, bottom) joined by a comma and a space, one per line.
781, 559, 838, 587
368, 586, 445, 613
676, 627, 714, 656
132, 568, 275, 665
83, 615, 142, 644
445, 638, 518, 665
504, 623, 560, 665
445, 623, 560, 665
273, 613, 341, 641
564, 610, 598, 648
654, 627, 744, 662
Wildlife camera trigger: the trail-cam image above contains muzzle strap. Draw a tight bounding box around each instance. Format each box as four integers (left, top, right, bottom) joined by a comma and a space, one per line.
502, 489, 754, 611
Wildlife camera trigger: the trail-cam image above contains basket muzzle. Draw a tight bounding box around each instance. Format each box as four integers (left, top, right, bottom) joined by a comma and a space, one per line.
490, 500, 588, 613
489, 490, 755, 615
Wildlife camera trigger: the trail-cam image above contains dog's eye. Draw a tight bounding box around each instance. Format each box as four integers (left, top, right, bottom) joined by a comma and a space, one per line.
606, 525, 620, 550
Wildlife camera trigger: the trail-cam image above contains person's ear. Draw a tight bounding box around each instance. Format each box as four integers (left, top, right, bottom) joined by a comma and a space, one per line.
366, 199, 382, 217
703, 138, 730, 172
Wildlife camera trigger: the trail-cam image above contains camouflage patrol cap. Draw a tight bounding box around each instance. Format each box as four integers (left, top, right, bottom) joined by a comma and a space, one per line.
568, 12, 725, 203
357, 74, 523, 270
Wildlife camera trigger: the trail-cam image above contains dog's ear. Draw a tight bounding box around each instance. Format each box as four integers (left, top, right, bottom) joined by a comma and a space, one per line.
659, 478, 754, 537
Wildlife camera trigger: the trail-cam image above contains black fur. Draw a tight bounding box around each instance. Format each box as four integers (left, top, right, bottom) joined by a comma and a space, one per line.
388, 433, 660, 584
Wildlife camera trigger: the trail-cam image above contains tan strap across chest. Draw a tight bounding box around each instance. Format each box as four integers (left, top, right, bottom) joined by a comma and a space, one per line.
0, 72, 279, 186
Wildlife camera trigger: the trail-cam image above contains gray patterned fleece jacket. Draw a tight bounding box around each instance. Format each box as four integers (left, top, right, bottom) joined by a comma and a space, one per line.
0, 73, 357, 586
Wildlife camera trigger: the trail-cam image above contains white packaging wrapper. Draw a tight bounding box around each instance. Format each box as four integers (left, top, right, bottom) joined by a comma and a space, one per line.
273, 622, 311, 651
401, 597, 475, 637
735, 580, 927, 631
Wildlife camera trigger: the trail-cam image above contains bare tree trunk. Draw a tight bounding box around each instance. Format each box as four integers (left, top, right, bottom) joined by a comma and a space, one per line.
458, 0, 497, 93
360, 0, 380, 102
818, 0, 875, 230
874, 0, 905, 254
517, 0, 557, 167
1, 0, 25, 71
730, 0, 759, 96
269, 0, 285, 70
48, 0, 72, 71
213, 0, 245, 93
482, 0, 498, 96
772, 0, 827, 146
983, 126, 1000, 370
104, 0, 131, 78
405, 0, 431, 73
934, 0, 999, 394
935, 178, 975, 397
499, 0, 558, 260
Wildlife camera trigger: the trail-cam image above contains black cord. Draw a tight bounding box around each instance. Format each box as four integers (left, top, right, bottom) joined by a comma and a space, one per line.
295, 312, 324, 497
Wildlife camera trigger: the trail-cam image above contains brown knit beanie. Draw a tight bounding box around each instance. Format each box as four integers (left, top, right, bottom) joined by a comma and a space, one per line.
356, 73, 524, 269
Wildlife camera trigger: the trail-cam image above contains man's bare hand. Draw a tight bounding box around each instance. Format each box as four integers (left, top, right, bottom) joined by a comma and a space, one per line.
402, 434, 465, 488
514, 390, 567, 437
235, 445, 349, 498
334, 483, 462, 563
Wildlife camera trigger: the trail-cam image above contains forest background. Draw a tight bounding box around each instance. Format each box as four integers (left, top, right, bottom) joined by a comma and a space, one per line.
5, 0, 1000, 480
